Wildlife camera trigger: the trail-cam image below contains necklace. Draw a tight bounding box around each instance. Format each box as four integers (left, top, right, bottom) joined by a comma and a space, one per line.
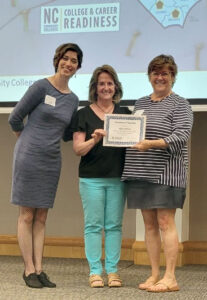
151, 91, 173, 102
95, 102, 114, 114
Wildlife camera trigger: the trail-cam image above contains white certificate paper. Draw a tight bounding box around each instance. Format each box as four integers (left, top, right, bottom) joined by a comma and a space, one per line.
103, 114, 146, 147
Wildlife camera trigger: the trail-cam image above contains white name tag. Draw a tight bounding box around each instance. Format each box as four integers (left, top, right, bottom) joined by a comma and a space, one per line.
44, 95, 56, 107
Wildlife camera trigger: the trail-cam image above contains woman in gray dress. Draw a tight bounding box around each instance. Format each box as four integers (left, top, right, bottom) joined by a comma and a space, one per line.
9, 43, 83, 288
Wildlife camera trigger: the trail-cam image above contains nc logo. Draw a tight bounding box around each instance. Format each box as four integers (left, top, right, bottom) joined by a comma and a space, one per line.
43, 7, 59, 24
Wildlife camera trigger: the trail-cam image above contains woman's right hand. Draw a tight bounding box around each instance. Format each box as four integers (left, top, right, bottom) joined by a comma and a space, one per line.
14, 131, 21, 138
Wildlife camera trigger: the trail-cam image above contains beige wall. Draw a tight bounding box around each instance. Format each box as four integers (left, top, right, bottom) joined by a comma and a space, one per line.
0, 114, 136, 238
189, 112, 207, 240
1, 111, 207, 241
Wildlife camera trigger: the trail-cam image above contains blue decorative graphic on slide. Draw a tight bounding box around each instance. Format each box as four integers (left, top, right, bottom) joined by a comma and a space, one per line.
0, 0, 207, 102
138, 0, 201, 27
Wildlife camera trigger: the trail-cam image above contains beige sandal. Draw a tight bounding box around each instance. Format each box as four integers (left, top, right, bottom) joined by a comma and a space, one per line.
147, 281, 180, 293
89, 274, 104, 288
108, 273, 122, 287
138, 276, 160, 290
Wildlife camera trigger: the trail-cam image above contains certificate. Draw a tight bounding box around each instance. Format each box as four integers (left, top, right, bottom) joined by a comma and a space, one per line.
103, 114, 146, 147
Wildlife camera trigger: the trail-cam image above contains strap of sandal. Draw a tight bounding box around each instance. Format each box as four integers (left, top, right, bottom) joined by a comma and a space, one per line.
89, 274, 103, 284
108, 273, 122, 284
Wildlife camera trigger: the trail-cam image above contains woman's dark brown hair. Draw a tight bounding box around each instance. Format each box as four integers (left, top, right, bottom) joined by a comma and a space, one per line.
53, 43, 83, 72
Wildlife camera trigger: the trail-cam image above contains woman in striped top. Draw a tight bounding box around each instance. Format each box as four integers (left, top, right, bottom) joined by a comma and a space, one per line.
122, 55, 193, 292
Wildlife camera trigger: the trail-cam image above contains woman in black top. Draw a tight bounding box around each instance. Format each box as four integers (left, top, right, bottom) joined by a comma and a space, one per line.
72, 65, 130, 288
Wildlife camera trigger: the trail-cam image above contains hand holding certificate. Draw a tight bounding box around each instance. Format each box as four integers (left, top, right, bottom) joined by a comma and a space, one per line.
103, 114, 146, 147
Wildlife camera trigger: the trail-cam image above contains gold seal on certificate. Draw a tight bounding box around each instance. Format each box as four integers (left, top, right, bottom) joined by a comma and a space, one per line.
103, 114, 146, 147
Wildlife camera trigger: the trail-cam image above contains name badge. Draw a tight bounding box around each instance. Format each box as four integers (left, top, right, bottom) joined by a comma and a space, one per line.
44, 95, 56, 107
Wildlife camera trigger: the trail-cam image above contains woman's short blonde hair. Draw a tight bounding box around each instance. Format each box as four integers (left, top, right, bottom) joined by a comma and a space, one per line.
89, 65, 123, 103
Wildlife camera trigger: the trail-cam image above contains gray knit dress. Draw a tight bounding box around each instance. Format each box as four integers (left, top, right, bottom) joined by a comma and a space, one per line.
9, 79, 79, 208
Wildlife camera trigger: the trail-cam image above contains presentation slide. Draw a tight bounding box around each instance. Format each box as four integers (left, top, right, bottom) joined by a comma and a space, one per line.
0, 0, 206, 105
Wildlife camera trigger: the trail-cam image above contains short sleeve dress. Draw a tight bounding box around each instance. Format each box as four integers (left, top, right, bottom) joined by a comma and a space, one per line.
9, 78, 79, 208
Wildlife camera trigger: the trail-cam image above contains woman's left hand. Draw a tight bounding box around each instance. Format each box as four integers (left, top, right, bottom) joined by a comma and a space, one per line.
132, 139, 152, 151
132, 138, 168, 151
91, 129, 106, 144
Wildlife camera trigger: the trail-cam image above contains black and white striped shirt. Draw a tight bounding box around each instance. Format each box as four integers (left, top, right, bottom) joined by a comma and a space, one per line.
122, 94, 193, 188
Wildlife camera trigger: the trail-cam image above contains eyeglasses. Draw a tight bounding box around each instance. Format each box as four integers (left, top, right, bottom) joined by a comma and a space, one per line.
151, 71, 171, 78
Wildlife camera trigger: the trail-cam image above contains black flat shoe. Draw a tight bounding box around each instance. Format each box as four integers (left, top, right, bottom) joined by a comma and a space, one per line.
37, 271, 56, 288
23, 272, 43, 288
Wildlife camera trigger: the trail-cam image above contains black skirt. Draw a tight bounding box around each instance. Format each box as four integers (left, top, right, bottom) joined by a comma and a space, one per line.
126, 180, 186, 209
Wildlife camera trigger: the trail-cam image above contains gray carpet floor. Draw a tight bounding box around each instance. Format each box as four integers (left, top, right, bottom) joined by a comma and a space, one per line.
0, 256, 207, 300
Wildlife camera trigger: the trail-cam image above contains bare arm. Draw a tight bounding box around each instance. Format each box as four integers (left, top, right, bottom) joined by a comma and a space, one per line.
132, 138, 168, 151
8, 81, 44, 132
73, 129, 106, 156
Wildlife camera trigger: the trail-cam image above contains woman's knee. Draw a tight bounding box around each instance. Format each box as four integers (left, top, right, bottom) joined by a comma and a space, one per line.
142, 210, 159, 232
85, 223, 103, 235
19, 207, 35, 225
84, 212, 104, 233
145, 221, 159, 233
157, 210, 176, 232
34, 209, 48, 225
105, 222, 122, 233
